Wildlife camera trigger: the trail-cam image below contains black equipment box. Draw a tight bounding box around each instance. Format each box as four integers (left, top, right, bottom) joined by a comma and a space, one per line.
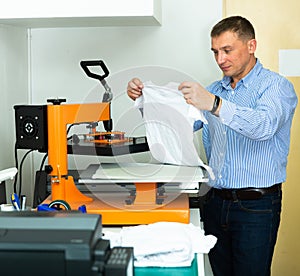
0, 212, 134, 276
14, 105, 48, 152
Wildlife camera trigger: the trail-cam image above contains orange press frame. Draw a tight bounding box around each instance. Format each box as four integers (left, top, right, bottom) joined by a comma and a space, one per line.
47, 102, 110, 203
46, 102, 190, 225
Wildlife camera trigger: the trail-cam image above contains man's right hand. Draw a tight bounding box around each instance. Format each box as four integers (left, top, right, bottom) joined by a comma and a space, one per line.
127, 78, 144, 100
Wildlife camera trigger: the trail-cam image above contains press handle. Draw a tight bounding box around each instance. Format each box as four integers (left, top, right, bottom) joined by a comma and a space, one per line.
80, 60, 109, 82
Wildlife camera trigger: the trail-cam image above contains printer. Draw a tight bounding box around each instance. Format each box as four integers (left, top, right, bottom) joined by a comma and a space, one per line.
0, 211, 133, 276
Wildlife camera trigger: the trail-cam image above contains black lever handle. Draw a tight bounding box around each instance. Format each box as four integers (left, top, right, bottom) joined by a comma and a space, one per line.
80, 60, 109, 82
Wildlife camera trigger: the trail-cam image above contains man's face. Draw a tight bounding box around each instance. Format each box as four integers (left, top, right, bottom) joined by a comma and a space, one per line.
211, 31, 256, 81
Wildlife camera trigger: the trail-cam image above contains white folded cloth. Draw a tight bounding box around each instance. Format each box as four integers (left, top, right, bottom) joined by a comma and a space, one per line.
104, 221, 217, 267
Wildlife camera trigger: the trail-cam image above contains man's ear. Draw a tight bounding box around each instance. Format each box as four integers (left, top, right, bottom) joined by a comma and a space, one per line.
248, 39, 257, 54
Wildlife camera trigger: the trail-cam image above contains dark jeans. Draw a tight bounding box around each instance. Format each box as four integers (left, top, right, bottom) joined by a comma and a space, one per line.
202, 188, 282, 276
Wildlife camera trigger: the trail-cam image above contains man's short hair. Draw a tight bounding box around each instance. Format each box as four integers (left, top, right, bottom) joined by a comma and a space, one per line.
211, 16, 255, 41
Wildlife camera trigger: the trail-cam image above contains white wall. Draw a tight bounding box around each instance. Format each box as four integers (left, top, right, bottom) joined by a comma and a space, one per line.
31, 0, 221, 105
1, 0, 222, 204
0, 24, 29, 198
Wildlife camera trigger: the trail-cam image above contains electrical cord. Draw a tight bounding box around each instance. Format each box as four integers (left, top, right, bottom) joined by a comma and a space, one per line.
67, 122, 98, 139
13, 143, 19, 193
18, 149, 35, 197
67, 123, 76, 135
39, 153, 48, 172
34, 153, 48, 206
14, 143, 36, 197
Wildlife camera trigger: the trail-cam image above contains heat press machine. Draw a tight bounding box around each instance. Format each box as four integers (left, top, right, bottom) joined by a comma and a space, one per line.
14, 60, 199, 225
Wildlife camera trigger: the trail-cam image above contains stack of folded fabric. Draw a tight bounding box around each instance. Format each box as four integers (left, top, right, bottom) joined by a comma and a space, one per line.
104, 221, 217, 267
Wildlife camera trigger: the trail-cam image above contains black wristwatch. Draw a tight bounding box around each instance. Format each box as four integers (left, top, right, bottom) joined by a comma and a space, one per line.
210, 95, 221, 114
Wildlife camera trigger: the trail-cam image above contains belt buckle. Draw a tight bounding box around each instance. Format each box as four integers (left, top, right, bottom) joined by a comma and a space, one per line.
231, 190, 238, 202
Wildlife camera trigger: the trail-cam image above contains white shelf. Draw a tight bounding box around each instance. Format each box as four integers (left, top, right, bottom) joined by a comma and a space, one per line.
0, 0, 161, 28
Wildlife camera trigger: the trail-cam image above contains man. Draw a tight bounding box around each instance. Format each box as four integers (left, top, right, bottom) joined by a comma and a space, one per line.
127, 16, 297, 276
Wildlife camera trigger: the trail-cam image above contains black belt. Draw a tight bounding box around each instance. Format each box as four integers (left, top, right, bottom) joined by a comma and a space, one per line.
213, 183, 282, 200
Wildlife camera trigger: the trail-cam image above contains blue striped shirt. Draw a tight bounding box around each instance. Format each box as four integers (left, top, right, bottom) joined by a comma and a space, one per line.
199, 59, 298, 189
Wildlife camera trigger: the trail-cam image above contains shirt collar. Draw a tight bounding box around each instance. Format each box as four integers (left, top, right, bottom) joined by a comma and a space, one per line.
221, 59, 262, 89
